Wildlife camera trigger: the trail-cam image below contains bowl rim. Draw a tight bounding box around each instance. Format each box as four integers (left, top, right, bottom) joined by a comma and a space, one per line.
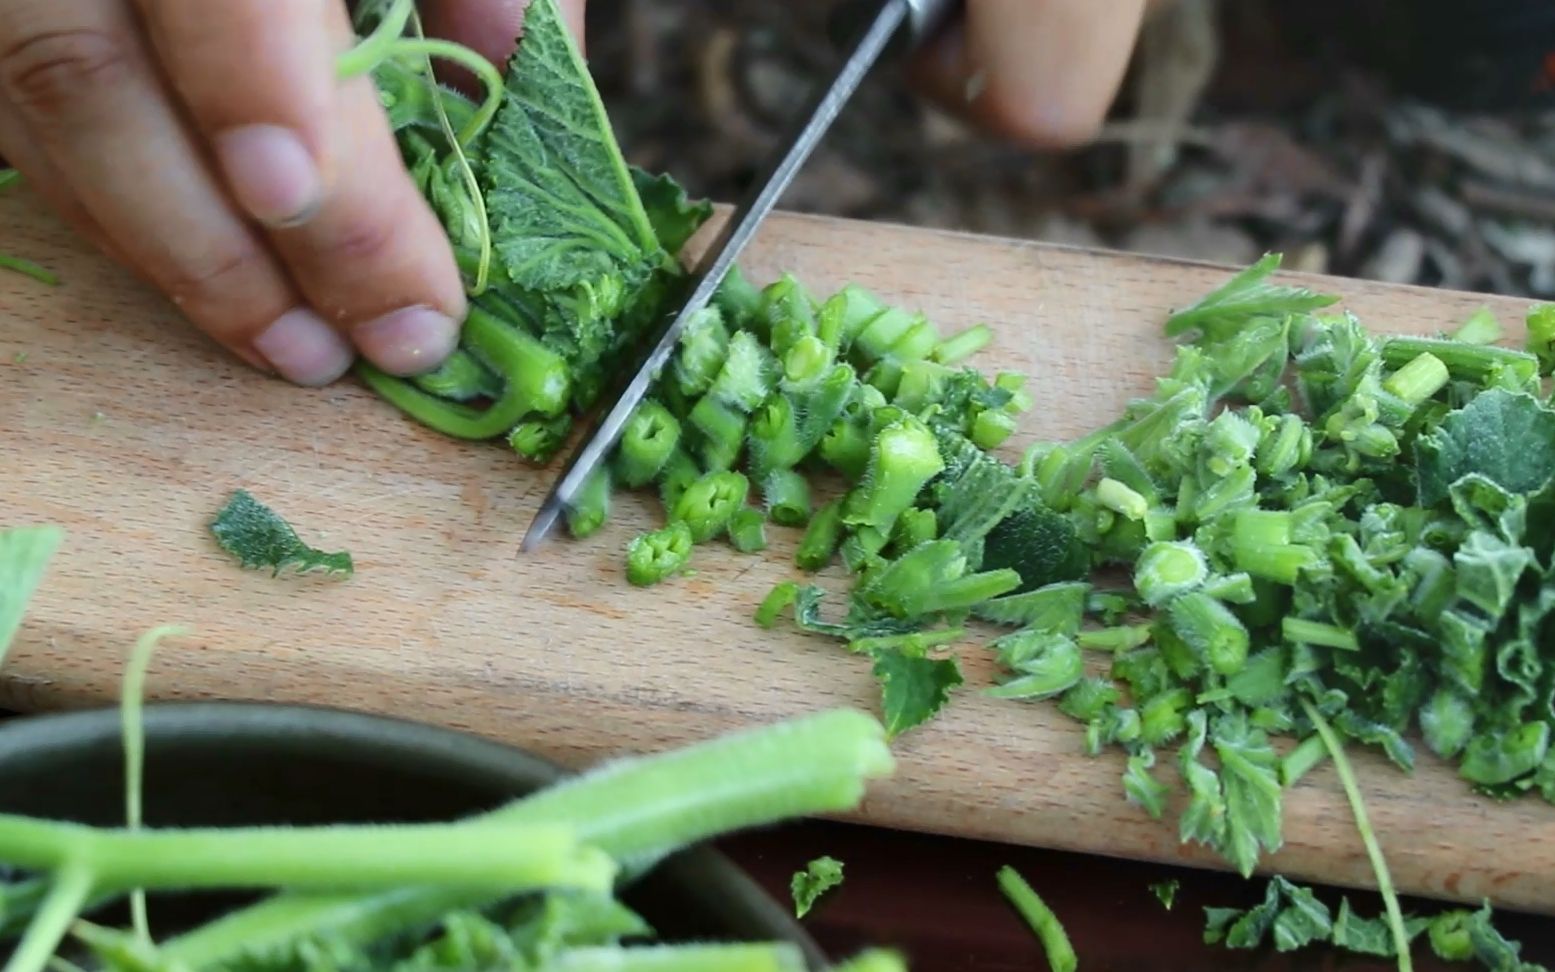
0, 699, 828, 968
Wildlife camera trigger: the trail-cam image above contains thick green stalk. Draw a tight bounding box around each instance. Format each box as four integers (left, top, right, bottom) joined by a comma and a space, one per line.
542, 944, 806, 972
0, 817, 610, 894
2, 864, 90, 972
356, 307, 570, 440
157, 710, 894, 968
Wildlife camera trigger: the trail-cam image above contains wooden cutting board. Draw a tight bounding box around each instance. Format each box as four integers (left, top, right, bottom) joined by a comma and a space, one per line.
4, 188, 1553, 915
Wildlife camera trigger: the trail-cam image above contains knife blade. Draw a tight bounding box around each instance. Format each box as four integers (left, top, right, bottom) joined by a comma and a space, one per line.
521, 0, 959, 551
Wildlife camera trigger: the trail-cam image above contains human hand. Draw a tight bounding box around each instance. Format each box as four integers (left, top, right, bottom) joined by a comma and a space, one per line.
909, 0, 1155, 149
0, 0, 583, 388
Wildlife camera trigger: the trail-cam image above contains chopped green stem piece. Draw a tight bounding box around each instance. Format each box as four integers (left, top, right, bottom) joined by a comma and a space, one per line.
0, 254, 59, 286
1282, 617, 1359, 652
783, 334, 832, 385
0, 168, 19, 190
566, 468, 612, 539
971, 409, 1018, 450
1169, 592, 1248, 675
708, 331, 776, 412
820, 419, 871, 481
508, 415, 573, 463
1232, 509, 1316, 584
796, 500, 844, 571
728, 508, 768, 553
656, 448, 700, 511
996, 866, 1077, 972
675, 308, 730, 396
1077, 625, 1152, 653
1451, 307, 1502, 345
1097, 478, 1149, 522
843, 416, 944, 534
749, 395, 804, 481
755, 581, 800, 628
892, 507, 938, 552
1381, 353, 1449, 406
1134, 541, 1208, 606
932, 324, 993, 364
762, 469, 812, 527
849, 628, 965, 657
672, 471, 749, 542
626, 521, 693, 586
1526, 304, 1555, 374
689, 395, 748, 471
1281, 733, 1330, 787
618, 401, 681, 487
1299, 699, 1412, 972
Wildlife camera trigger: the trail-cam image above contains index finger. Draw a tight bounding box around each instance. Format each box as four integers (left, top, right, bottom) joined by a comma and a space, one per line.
138, 0, 467, 376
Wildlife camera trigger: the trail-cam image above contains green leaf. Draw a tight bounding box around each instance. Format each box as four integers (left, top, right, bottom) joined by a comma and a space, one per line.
209, 490, 354, 577
476, 0, 664, 365
1150, 879, 1179, 910
1415, 388, 1555, 507
1123, 751, 1170, 820
1268, 880, 1332, 951
0, 526, 64, 668
1460, 722, 1550, 787
1164, 253, 1339, 340
986, 630, 1082, 701
870, 646, 963, 739
630, 167, 712, 255
1211, 713, 1284, 876
1330, 898, 1398, 957
790, 856, 844, 918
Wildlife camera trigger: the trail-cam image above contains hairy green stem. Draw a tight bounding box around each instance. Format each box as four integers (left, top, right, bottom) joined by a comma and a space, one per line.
157, 709, 893, 968
0, 817, 610, 895
3, 863, 90, 972
0, 254, 59, 286
121, 626, 184, 943
1299, 699, 1411, 972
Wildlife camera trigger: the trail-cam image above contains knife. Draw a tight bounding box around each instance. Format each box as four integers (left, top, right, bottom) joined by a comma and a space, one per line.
521, 0, 961, 551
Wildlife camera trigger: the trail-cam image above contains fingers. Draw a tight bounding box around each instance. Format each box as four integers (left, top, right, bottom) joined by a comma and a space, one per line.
910, 0, 1148, 149
0, 0, 308, 377
138, 0, 466, 376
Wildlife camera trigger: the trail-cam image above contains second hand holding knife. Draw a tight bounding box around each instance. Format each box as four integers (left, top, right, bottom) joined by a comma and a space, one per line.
522, 0, 962, 551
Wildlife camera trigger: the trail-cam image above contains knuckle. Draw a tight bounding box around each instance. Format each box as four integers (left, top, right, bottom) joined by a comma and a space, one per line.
160, 239, 270, 310
0, 26, 134, 121
313, 206, 401, 267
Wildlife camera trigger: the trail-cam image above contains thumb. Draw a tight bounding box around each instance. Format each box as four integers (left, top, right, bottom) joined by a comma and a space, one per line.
421, 0, 587, 92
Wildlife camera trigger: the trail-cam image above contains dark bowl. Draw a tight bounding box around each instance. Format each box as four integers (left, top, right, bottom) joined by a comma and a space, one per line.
0, 701, 827, 967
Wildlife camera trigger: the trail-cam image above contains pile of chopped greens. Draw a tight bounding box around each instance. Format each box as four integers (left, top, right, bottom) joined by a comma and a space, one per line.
0, 526, 906, 972
349, 0, 1555, 863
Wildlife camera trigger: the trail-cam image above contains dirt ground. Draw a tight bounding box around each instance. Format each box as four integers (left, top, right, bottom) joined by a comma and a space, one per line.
584, 0, 1555, 303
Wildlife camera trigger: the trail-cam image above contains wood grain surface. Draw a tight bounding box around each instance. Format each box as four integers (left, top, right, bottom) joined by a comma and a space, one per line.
3, 189, 1553, 914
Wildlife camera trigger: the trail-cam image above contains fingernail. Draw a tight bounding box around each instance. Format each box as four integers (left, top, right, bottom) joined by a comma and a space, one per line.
352, 306, 459, 376
214, 124, 322, 227
252, 308, 355, 386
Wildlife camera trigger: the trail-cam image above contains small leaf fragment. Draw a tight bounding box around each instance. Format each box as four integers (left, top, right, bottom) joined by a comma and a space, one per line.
209, 490, 354, 578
